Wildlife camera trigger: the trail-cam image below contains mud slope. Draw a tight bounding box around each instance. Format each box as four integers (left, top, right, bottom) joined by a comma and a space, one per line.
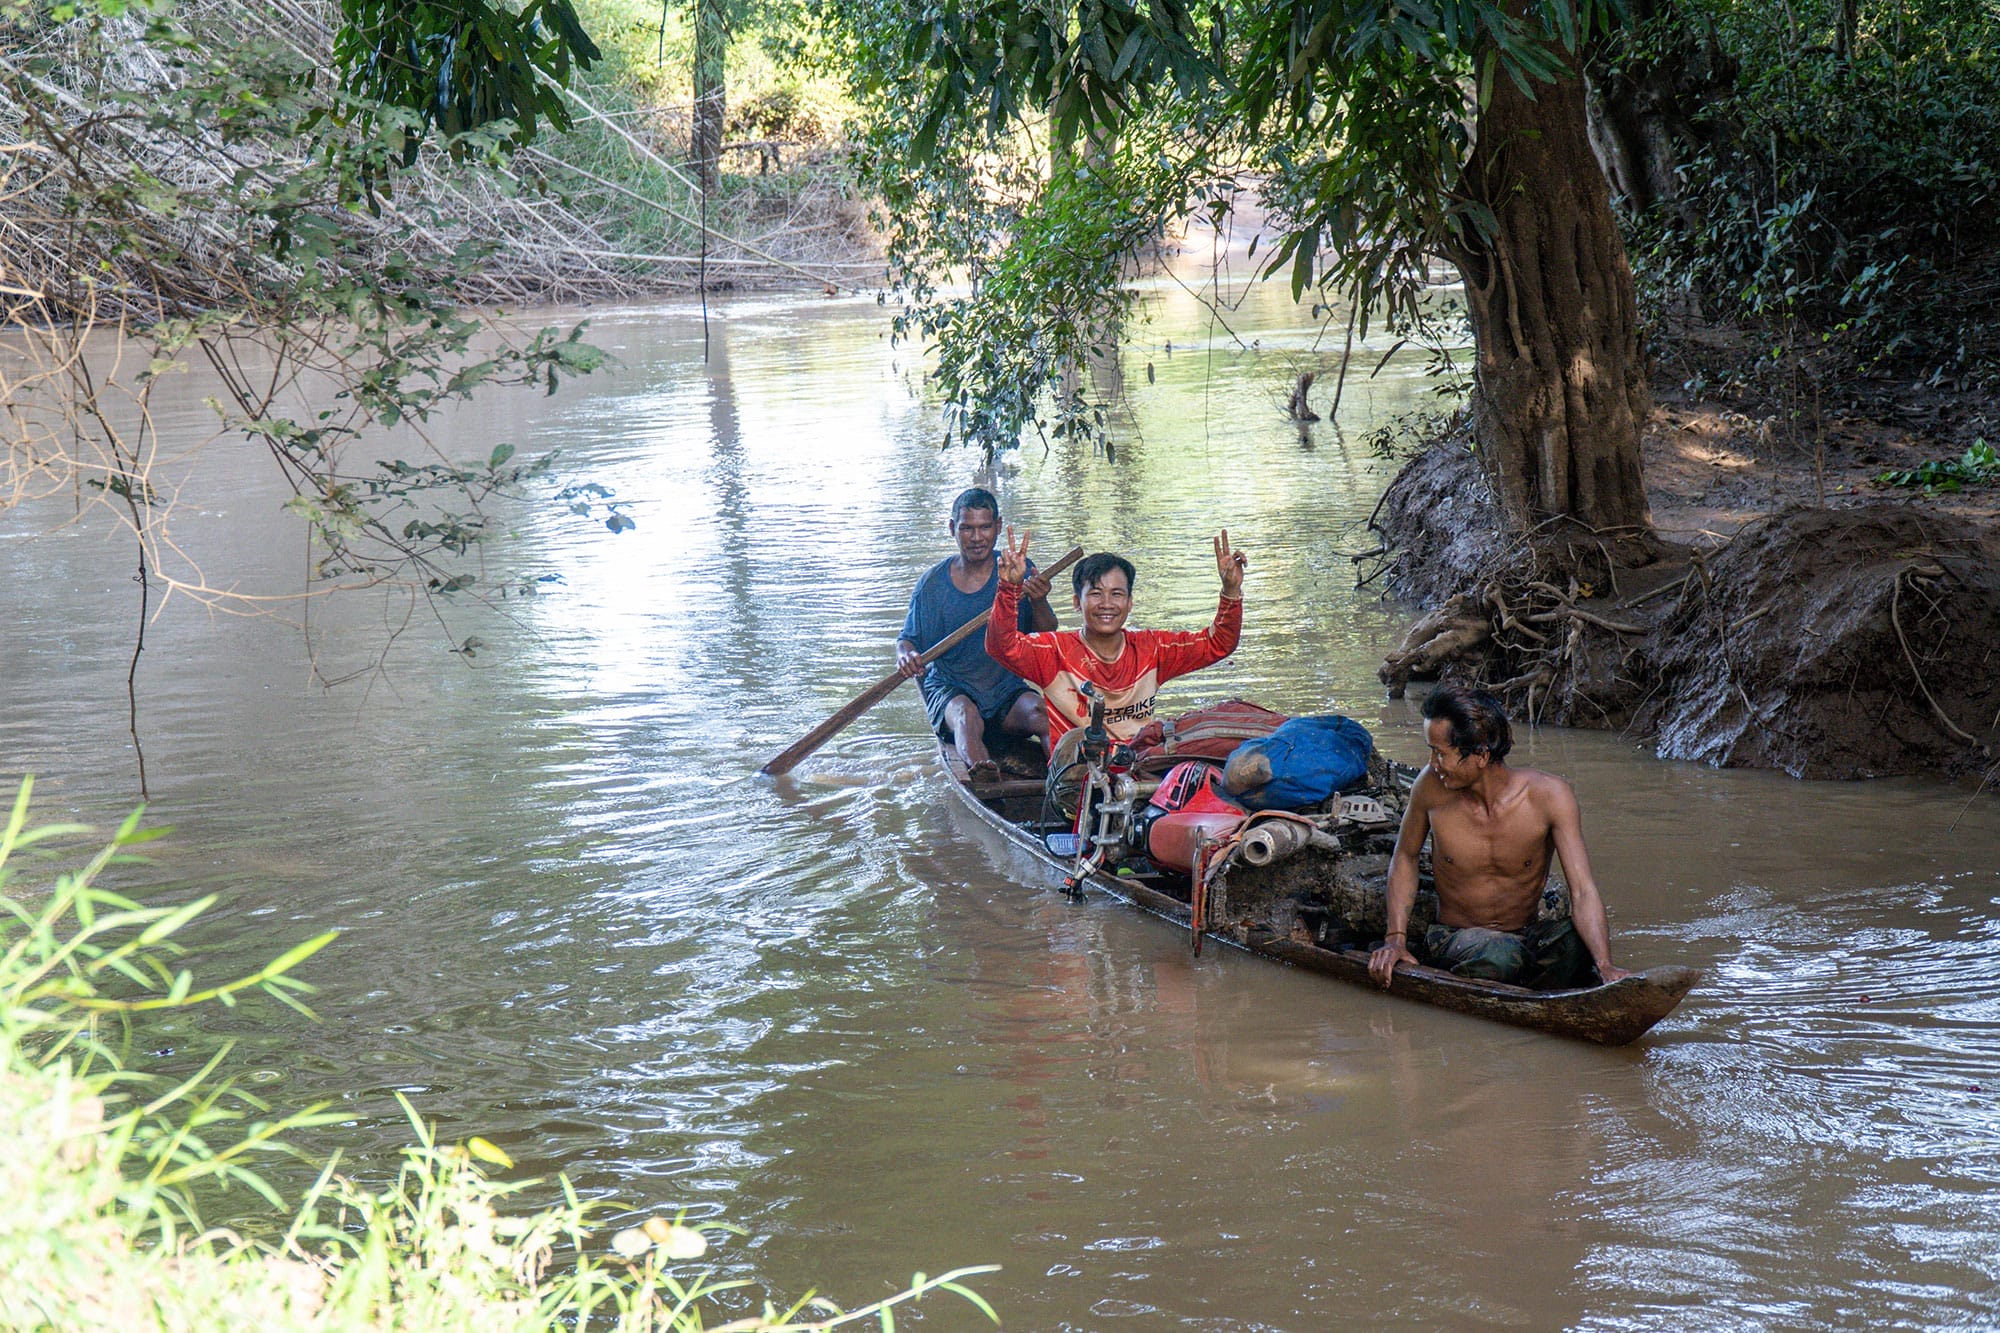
1638, 507, 2000, 778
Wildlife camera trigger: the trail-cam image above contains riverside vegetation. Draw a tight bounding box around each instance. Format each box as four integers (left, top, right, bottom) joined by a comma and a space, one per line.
0, 0, 873, 793
828, 0, 2000, 782
0, 0, 870, 308
0, 777, 998, 1330
0, 12, 992, 1319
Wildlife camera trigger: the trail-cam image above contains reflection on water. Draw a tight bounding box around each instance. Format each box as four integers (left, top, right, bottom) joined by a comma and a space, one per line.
3, 267, 1999, 1329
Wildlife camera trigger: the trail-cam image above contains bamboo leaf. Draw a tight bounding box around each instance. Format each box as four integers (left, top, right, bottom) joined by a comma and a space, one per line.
257, 929, 339, 982
1111, 28, 1145, 80
135, 895, 217, 947
466, 1136, 514, 1169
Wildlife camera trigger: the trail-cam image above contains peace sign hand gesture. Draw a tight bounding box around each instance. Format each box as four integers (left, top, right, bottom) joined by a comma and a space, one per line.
1215, 529, 1247, 598
997, 526, 1031, 586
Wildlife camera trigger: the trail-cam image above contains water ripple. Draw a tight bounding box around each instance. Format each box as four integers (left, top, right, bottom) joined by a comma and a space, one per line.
6, 283, 2000, 1329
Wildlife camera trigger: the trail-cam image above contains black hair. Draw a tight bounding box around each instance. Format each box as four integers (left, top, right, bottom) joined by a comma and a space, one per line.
1072, 552, 1137, 598
950, 487, 1001, 525
1422, 684, 1513, 763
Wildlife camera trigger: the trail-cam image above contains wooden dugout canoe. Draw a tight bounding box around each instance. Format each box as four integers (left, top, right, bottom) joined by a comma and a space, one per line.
940, 743, 1699, 1047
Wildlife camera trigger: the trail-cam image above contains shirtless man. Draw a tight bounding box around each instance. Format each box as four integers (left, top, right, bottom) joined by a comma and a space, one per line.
1368, 685, 1631, 990
895, 488, 1058, 779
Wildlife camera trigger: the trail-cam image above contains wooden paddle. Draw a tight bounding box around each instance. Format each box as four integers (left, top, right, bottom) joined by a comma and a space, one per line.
760, 545, 1084, 777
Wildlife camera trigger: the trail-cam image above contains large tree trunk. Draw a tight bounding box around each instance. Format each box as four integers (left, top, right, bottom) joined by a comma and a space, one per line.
692, 0, 727, 194
1447, 47, 1653, 537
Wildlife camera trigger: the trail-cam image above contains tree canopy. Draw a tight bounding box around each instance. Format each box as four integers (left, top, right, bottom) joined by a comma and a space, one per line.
331, 0, 603, 162
839, 0, 1653, 533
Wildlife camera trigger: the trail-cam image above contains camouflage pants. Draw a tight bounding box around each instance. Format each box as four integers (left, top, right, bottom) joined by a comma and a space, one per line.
1418, 916, 1594, 990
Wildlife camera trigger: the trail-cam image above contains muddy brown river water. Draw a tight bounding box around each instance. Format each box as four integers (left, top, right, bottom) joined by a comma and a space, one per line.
3, 270, 1999, 1328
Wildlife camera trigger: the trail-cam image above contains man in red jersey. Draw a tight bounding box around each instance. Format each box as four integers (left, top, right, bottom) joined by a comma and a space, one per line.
986, 528, 1246, 752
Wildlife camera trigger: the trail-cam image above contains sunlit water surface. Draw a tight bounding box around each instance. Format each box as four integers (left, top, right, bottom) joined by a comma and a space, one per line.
3, 267, 1998, 1329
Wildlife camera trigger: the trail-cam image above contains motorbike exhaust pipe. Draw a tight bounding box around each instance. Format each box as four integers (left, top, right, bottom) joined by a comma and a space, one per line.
1239, 819, 1340, 867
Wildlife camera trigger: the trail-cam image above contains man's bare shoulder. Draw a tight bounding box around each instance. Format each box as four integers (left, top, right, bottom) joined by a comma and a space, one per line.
1513, 767, 1581, 815
1406, 766, 1448, 809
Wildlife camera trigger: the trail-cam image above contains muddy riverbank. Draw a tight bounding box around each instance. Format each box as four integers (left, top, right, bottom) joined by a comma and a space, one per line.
1374, 379, 2000, 780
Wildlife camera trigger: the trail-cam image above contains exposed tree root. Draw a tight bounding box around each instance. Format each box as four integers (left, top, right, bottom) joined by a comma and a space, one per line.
1372, 434, 2000, 780
1890, 566, 1990, 755
1379, 594, 1491, 698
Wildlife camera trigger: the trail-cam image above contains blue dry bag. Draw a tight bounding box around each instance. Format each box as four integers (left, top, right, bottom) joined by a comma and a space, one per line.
1226, 715, 1375, 811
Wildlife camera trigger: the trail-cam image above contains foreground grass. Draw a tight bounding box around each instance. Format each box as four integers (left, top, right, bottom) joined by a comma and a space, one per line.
0, 779, 995, 1331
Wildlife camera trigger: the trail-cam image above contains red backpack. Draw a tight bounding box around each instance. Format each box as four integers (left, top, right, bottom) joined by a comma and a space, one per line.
1125, 700, 1290, 777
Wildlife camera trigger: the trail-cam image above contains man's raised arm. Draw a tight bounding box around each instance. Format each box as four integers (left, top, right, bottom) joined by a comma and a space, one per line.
987, 528, 1060, 686
1153, 530, 1247, 680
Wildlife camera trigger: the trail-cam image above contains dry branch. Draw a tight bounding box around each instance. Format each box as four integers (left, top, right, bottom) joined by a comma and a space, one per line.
0, 0, 873, 317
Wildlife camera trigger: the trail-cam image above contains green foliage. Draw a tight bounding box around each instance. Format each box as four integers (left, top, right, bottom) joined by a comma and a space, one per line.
0, 776, 341, 1243
868, 108, 1210, 456
1878, 439, 1999, 493
1621, 0, 2000, 385
835, 0, 1626, 458
2, 3, 631, 630
0, 777, 1001, 1330
886, 0, 1208, 160
331, 0, 604, 166
1236, 0, 1622, 312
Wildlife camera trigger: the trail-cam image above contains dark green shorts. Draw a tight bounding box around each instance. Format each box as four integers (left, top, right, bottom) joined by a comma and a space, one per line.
1419, 916, 1595, 989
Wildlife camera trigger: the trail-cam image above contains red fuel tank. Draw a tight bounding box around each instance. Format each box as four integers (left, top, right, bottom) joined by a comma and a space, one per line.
1143, 761, 1248, 874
